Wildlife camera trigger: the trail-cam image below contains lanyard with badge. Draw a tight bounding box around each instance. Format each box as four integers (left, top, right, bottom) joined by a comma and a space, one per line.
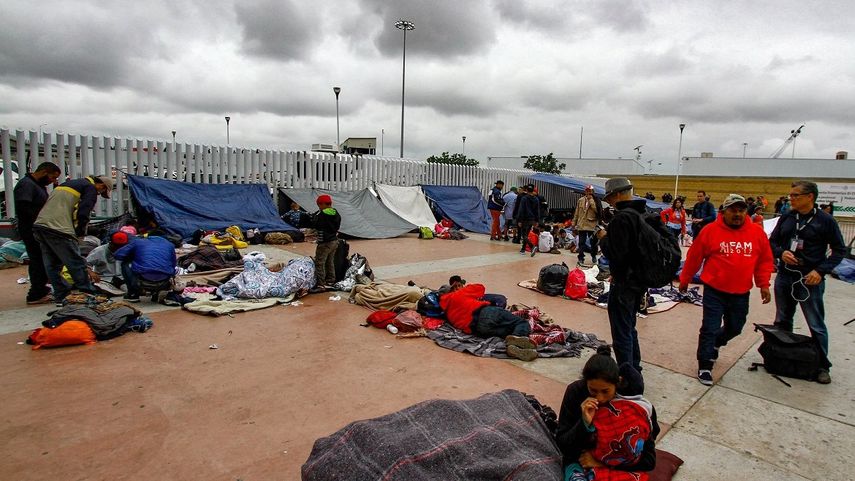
789, 207, 816, 252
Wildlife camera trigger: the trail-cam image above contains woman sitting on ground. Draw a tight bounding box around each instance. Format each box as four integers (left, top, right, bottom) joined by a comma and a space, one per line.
556, 346, 660, 481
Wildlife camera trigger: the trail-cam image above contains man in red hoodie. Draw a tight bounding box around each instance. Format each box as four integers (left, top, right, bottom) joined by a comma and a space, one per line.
439, 283, 537, 361
679, 194, 774, 386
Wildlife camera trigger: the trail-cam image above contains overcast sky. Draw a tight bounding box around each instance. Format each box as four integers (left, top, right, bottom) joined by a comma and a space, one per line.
2, 0, 854, 172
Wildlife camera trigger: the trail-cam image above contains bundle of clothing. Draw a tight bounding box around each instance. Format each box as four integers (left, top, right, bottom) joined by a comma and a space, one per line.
350, 282, 430, 311
333, 253, 375, 292
433, 220, 468, 240
40, 293, 153, 339
216, 252, 315, 300
177, 245, 244, 273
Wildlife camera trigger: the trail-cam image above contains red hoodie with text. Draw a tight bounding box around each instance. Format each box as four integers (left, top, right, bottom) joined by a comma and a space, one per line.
439, 284, 490, 333
679, 215, 774, 294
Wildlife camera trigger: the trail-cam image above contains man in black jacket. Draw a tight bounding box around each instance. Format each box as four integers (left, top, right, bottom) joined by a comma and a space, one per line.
13, 162, 61, 304
690, 190, 716, 239
769, 180, 846, 384
598, 177, 648, 373
512, 185, 540, 253
310, 194, 342, 293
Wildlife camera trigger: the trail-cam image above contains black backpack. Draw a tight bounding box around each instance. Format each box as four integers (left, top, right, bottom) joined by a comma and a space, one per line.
417, 291, 445, 318
620, 209, 682, 288
753, 324, 821, 381
537, 263, 569, 296
333, 239, 350, 282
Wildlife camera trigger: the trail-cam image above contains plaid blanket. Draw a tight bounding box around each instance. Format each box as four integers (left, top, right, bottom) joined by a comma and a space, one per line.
302, 389, 563, 481
425, 323, 602, 359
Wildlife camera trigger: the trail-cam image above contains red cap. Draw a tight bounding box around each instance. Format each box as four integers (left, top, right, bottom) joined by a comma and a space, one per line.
316, 194, 332, 204
110, 231, 129, 246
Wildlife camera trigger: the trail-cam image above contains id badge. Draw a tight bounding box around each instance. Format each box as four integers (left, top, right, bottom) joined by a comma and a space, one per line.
790, 238, 799, 251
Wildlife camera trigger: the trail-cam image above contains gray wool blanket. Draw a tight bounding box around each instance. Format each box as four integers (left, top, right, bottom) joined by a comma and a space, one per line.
301, 389, 563, 481
425, 323, 602, 359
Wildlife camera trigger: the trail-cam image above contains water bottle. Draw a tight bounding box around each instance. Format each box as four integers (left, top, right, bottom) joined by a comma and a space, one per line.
386, 324, 399, 334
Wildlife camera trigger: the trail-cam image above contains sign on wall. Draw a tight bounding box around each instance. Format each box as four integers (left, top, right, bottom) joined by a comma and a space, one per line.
817, 183, 855, 217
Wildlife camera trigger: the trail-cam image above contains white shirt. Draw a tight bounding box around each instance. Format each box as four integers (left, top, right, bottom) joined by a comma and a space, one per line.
86, 244, 122, 282
538, 232, 554, 252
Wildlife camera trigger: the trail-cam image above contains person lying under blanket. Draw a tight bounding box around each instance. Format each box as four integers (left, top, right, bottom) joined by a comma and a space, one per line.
439, 282, 538, 361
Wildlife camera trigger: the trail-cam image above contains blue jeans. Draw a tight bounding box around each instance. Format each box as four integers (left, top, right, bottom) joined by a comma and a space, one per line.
698, 285, 750, 370
33, 227, 96, 302
122, 261, 170, 297
607, 282, 645, 372
774, 270, 831, 368
472, 306, 531, 338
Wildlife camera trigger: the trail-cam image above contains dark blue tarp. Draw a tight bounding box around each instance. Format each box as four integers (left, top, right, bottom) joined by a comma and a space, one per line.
530, 173, 669, 211
128, 175, 299, 241
421, 185, 492, 234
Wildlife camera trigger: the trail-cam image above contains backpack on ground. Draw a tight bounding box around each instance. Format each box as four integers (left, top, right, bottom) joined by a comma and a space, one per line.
417, 291, 445, 318
418, 226, 434, 239
333, 239, 350, 282
564, 268, 588, 299
753, 324, 821, 381
537, 263, 569, 296
620, 209, 682, 288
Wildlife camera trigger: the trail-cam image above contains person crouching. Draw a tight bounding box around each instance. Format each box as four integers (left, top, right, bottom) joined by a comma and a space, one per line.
113, 235, 177, 302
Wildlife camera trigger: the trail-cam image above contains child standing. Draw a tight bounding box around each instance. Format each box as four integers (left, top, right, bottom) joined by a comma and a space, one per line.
309, 194, 342, 293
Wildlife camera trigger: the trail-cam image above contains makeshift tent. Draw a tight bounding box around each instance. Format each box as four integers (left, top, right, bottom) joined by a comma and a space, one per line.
374, 184, 437, 228
421, 185, 492, 234
279, 188, 416, 239
128, 175, 299, 241
530, 173, 670, 211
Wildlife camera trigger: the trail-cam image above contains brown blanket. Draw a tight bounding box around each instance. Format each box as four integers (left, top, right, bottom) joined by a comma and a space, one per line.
350, 282, 430, 311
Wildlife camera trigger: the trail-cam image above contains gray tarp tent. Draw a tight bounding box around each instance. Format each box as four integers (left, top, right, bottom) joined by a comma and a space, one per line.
279, 188, 416, 239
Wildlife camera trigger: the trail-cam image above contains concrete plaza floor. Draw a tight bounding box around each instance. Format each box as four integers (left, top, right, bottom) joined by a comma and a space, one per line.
0, 233, 852, 480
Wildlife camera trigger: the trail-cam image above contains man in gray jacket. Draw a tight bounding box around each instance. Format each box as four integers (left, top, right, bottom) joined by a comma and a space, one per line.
33, 175, 112, 305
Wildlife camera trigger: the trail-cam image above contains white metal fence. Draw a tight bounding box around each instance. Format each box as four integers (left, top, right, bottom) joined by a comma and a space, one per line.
1, 128, 537, 220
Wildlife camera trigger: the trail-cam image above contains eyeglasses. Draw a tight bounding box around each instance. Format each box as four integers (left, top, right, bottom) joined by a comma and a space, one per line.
788, 192, 809, 199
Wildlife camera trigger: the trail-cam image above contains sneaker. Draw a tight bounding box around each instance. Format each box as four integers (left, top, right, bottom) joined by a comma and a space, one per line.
519, 251, 526, 256
507, 345, 538, 362
816, 369, 831, 384
697, 370, 713, 386
530, 249, 537, 257
123, 293, 141, 303
26, 294, 54, 305
503, 236, 510, 241
308, 286, 326, 294
505, 335, 536, 350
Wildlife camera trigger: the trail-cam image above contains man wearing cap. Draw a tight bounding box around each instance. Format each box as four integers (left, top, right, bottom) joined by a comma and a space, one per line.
500, 186, 518, 241
769, 181, 846, 384
33, 175, 112, 305
113, 234, 177, 302
679, 194, 774, 386
487, 180, 506, 241
597, 177, 647, 372
86, 231, 131, 292
310, 194, 341, 293
13, 161, 61, 304
572, 184, 603, 266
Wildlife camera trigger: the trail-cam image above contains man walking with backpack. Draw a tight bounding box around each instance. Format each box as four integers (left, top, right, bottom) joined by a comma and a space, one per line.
597, 178, 650, 372
679, 194, 774, 386
769, 181, 846, 384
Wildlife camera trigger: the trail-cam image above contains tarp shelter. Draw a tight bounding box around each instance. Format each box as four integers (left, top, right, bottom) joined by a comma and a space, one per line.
530, 173, 670, 211
421, 185, 492, 234
279, 188, 416, 239
374, 184, 438, 228
128, 175, 299, 241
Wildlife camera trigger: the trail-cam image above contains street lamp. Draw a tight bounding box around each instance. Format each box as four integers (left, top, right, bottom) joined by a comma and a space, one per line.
381, 128, 384, 155
742, 142, 748, 158
172, 130, 176, 144
674, 123, 686, 198
225, 116, 231, 144
333, 87, 341, 151
395, 19, 415, 158
462, 136, 466, 155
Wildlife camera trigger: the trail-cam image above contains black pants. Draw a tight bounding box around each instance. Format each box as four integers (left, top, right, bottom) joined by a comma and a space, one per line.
607, 282, 646, 372
20, 229, 50, 301
577, 230, 598, 263
518, 220, 536, 252
697, 285, 750, 370
33, 227, 96, 302
472, 306, 531, 338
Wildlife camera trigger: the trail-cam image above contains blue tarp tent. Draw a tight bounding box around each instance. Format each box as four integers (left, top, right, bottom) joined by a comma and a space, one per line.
530, 173, 669, 211
421, 185, 492, 234
128, 175, 299, 241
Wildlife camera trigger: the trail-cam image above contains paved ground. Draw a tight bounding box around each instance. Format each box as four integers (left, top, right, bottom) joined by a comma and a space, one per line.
0, 233, 852, 480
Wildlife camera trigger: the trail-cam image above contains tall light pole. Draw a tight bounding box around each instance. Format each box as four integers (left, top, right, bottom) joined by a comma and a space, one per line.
742, 142, 748, 158
381, 128, 384, 155
172, 130, 176, 144
395, 19, 414, 158
225, 116, 231, 144
333, 87, 341, 151
674, 123, 686, 198
462, 136, 466, 155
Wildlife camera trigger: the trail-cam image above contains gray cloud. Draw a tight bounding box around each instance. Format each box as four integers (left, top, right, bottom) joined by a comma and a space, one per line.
624, 46, 695, 77
765, 54, 817, 71
588, 0, 650, 32
493, 0, 570, 30
235, 0, 317, 61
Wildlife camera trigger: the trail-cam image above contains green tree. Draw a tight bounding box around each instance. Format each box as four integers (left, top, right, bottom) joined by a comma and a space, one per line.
523, 153, 565, 174
426, 151, 479, 167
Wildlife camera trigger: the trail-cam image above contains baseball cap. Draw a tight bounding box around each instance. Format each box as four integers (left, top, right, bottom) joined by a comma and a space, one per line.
316, 194, 332, 204
722, 194, 748, 209
585, 184, 594, 192
110, 231, 129, 246
96, 176, 113, 199
604, 177, 633, 197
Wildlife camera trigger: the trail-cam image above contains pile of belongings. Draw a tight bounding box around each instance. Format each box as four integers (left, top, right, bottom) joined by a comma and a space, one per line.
216, 251, 315, 300
191, 225, 249, 250
0, 239, 28, 269
26, 292, 153, 349
433, 219, 467, 240
333, 253, 375, 292
177, 245, 244, 273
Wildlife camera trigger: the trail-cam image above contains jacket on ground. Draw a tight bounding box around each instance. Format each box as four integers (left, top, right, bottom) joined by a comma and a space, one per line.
680, 216, 773, 294
34, 177, 100, 238
439, 283, 490, 334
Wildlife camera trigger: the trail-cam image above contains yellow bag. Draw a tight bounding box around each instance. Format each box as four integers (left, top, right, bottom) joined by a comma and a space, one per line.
225, 225, 244, 241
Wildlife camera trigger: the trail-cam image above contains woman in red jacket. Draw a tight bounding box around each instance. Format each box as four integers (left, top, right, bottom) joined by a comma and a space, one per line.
660, 198, 687, 241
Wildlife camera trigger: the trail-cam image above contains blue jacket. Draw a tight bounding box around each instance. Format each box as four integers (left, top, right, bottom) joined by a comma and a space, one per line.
487, 186, 505, 211
769, 207, 846, 275
114, 236, 177, 281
